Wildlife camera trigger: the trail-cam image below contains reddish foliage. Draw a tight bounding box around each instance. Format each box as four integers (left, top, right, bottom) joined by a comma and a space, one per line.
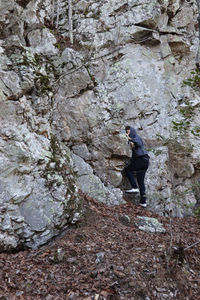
0, 195, 199, 299
44, 17, 80, 51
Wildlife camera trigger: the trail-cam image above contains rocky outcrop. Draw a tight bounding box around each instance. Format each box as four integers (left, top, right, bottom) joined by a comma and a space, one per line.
0, 0, 200, 251
136, 216, 166, 233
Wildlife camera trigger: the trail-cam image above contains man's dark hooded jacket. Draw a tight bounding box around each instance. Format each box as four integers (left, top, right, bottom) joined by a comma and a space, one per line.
128, 127, 148, 159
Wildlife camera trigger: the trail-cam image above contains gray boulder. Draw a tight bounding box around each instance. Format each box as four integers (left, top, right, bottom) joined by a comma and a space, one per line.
136, 217, 166, 233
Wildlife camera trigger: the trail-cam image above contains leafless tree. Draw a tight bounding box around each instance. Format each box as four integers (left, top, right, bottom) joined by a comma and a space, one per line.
196, 0, 200, 68
51, 0, 55, 24
68, 0, 73, 44
56, 0, 60, 29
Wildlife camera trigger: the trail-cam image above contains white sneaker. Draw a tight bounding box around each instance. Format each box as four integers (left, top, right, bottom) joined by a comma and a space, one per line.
140, 203, 147, 208
125, 188, 139, 193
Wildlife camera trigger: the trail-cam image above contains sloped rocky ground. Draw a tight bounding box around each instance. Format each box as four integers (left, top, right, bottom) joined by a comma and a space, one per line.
0, 194, 199, 300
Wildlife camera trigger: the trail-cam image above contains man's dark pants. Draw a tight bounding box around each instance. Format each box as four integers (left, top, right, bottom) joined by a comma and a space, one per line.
125, 156, 149, 204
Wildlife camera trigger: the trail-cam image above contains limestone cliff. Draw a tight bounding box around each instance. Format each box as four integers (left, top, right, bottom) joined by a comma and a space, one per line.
0, 0, 200, 251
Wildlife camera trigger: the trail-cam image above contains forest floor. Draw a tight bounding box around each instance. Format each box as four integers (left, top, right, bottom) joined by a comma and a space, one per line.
0, 194, 200, 300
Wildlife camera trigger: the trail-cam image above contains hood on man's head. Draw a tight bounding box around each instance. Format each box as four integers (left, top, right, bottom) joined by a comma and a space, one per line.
125, 125, 138, 137
129, 126, 137, 138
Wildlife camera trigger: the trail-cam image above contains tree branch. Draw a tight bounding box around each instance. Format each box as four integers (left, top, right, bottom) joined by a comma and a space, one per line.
196, 0, 200, 68
68, 0, 73, 44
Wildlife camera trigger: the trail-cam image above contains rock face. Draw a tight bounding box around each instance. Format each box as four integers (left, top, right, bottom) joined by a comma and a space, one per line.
0, 0, 200, 250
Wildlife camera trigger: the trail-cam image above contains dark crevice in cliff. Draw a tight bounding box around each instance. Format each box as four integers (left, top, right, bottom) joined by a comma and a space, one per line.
16, 0, 32, 8
109, 3, 129, 17
70, 85, 94, 98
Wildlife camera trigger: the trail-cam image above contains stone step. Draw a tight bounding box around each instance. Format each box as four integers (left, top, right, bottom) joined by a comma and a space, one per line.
122, 191, 140, 204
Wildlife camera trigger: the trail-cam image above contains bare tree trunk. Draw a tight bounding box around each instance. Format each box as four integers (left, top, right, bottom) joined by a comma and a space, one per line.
196, 0, 200, 68
68, 0, 73, 44
51, 0, 55, 24
56, 0, 60, 29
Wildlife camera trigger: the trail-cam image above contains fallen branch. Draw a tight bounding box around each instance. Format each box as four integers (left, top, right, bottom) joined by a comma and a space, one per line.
184, 240, 200, 251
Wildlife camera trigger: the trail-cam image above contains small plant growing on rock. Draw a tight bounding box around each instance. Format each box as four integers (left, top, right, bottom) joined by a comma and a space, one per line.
183, 69, 200, 90
194, 207, 200, 220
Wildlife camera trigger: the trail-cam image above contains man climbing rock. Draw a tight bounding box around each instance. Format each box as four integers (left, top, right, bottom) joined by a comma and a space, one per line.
124, 126, 149, 208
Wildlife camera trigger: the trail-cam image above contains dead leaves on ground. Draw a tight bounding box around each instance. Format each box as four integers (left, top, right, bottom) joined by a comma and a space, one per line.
0, 196, 200, 299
